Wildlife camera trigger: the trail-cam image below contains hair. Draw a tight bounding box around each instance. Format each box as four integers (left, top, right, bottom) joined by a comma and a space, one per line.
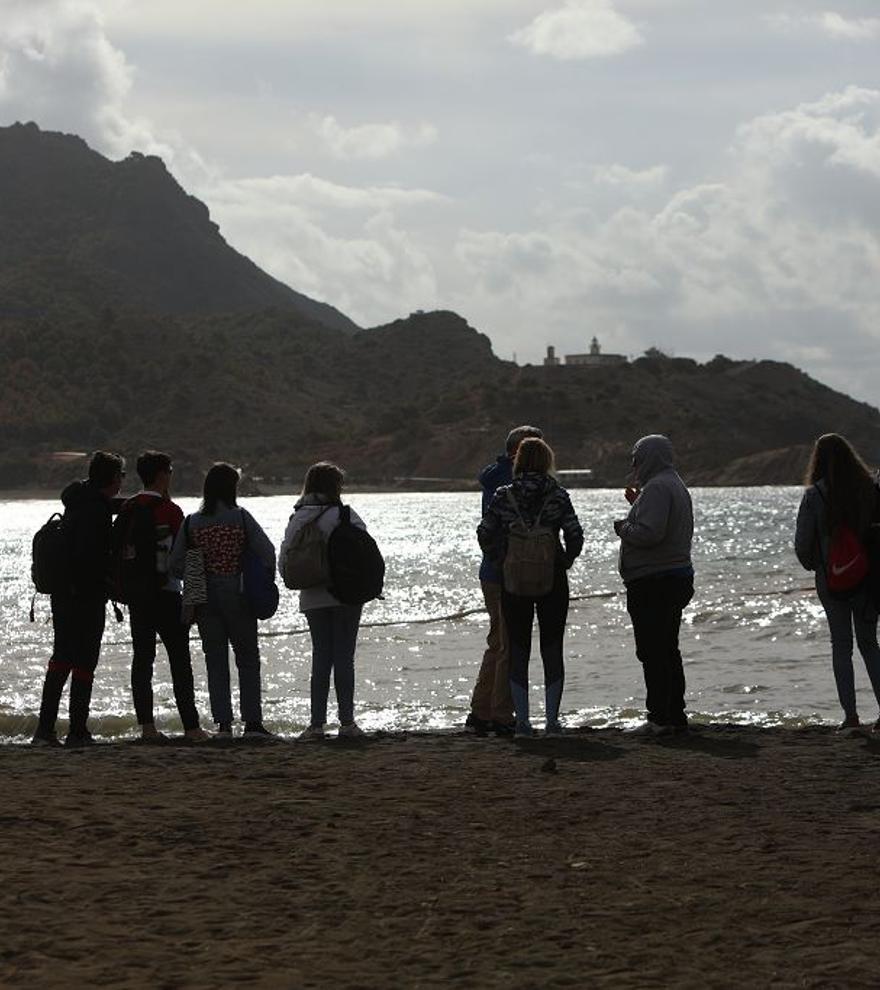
88, 451, 125, 488
301, 461, 345, 501
513, 437, 555, 477
136, 450, 172, 487
805, 433, 876, 537
201, 462, 240, 514
506, 424, 544, 455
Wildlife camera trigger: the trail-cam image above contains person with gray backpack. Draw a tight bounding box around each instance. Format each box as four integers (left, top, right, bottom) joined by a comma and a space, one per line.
477, 438, 583, 738
279, 461, 372, 740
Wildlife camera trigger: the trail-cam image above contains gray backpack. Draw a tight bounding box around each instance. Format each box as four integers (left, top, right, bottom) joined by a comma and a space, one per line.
502, 491, 558, 597
281, 506, 331, 590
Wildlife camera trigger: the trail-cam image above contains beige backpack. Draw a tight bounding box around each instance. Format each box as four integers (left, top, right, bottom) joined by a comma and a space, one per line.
502, 491, 558, 596
281, 506, 331, 590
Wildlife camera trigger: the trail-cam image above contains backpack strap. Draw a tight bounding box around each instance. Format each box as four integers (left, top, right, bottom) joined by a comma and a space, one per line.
339, 503, 351, 525
505, 489, 527, 527
534, 493, 556, 528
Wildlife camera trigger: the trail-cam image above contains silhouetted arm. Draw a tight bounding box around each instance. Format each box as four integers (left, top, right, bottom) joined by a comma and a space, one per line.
615, 484, 671, 547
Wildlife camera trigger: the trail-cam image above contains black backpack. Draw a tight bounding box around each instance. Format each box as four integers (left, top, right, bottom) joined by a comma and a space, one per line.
327, 504, 385, 605
111, 500, 165, 604
31, 512, 70, 595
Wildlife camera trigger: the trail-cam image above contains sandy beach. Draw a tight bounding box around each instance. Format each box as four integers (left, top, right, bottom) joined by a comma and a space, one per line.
2, 726, 879, 989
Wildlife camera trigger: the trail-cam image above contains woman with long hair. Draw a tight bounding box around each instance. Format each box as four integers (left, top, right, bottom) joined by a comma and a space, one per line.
477, 438, 583, 737
170, 463, 276, 738
279, 462, 368, 740
795, 433, 880, 731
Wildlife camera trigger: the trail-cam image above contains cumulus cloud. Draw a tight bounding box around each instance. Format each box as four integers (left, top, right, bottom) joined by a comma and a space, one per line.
509, 0, 643, 60
592, 164, 668, 187
308, 114, 438, 160
453, 87, 880, 398
767, 10, 880, 41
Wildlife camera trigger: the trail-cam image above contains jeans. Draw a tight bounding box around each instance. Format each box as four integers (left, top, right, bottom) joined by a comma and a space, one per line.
501, 569, 569, 728
129, 590, 200, 731
816, 577, 880, 719
195, 578, 262, 725
38, 592, 107, 737
304, 605, 362, 726
626, 574, 694, 727
470, 581, 514, 724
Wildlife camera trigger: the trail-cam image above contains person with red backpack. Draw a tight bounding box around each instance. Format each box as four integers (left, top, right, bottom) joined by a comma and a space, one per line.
116, 451, 208, 743
795, 433, 880, 733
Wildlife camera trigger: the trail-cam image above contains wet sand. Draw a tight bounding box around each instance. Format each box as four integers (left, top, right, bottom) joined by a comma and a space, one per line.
2, 726, 879, 989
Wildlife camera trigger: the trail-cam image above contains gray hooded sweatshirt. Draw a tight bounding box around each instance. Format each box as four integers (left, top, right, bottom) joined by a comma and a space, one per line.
615, 435, 694, 583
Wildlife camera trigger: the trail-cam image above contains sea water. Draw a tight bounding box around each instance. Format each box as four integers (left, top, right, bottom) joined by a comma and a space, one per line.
0, 488, 859, 741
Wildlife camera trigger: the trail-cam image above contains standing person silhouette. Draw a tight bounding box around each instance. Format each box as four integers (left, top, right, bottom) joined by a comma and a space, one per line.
795, 433, 880, 732
466, 425, 544, 737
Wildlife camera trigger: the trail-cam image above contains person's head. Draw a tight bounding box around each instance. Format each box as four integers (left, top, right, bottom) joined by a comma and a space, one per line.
136, 450, 173, 495
301, 461, 345, 501
506, 424, 544, 456
806, 433, 875, 534
513, 437, 555, 476
201, 462, 240, 514
631, 435, 675, 486
88, 451, 125, 497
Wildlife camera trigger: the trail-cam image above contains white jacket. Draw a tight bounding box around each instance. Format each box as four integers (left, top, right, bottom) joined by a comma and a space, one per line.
279, 494, 367, 612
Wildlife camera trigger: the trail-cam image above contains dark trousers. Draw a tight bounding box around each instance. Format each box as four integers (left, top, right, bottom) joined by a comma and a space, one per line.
501, 569, 569, 726
130, 591, 200, 731
626, 574, 694, 727
304, 605, 363, 726
38, 592, 107, 737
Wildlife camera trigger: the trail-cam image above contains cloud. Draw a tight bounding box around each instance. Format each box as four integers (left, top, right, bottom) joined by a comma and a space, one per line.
509, 0, 643, 60
592, 163, 668, 187
307, 114, 438, 160
767, 10, 880, 41
452, 87, 880, 398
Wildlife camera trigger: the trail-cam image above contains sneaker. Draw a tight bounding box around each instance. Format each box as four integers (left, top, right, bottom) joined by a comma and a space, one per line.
837, 717, 862, 736
31, 731, 61, 748
298, 724, 326, 742
184, 727, 211, 743
628, 721, 672, 737
64, 730, 95, 748
491, 721, 516, 738
514, 722, 535, 739
243, 722, 277, 740
873, 719, 880, 735
544, 723, 564, 738
465, 713, 492, 736
139, 728, 170, 745
215, 723, 234, 739
338, 722, 366, 739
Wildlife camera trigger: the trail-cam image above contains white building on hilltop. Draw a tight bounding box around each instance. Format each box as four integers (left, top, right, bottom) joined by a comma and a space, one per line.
544, 337, 627, 367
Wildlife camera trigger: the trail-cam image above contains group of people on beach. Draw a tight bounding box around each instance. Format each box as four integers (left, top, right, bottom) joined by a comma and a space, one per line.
29, 425, 880, 747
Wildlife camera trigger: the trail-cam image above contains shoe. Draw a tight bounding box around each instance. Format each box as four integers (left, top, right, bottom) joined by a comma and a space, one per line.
491, 721, 516, 738
298, 724, 326, 742
139, 729, 170, 745
837, 716, 862, 736
873, 719, 880, 734
184, 727, 211, 743
31, 731, 61, 748
514, 722, 535, 739
465, 713, 492, 736
338, 722, 366, 739
64, 730, 95, 748
215, 723, 234, 738
628, 721, 673, 737
544, 723, 564, 738
243, 722, 277, 740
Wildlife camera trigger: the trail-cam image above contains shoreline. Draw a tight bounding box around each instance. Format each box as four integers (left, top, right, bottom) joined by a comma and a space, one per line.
3, 725, 880, 987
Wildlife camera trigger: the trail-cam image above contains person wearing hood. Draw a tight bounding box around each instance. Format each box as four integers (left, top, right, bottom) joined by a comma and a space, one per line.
614, 435, 694, 735
466, 424, 544, 737
279, 462, 368, 740
32, 450, 125, 747
478, 437, 584, 737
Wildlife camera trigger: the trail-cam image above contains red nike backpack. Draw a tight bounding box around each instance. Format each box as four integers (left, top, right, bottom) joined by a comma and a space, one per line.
825, 524, 869, 596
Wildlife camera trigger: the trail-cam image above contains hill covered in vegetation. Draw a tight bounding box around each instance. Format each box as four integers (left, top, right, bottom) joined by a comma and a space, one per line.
1, 123, 878, 491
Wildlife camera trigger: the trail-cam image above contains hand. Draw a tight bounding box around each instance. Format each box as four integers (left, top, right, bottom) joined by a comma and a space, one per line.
624, 486, 640, 505
613, 519, 623, 536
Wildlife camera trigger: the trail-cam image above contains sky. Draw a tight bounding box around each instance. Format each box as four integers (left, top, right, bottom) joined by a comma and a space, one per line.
1, 0, 879, 401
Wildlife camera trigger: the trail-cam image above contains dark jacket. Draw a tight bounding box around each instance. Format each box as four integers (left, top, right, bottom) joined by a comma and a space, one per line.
477, 472, 584, 577
478, 454, 514, 583
60, 479, 116, 599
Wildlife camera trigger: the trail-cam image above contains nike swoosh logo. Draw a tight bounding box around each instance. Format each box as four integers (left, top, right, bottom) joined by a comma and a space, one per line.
831, 557, 862, 576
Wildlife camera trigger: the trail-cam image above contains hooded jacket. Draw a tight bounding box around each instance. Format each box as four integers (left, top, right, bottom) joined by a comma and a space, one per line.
615, 435, 693, 583
477, 472, 584, 576
478, 454, 513, 583
60, 479, 116, 598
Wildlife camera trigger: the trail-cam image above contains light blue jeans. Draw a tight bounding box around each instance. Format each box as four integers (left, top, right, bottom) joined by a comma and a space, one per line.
816, 576, 880, 719
304, 605, 362, 727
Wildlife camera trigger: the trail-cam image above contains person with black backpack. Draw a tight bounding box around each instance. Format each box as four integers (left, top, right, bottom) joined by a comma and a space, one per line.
169, 463, 277, 740
114, 451, 208, 743
279, 462, 382, 740
32, 451, 125, 747
477, 438, 583, 738
795, 433, 880, 734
